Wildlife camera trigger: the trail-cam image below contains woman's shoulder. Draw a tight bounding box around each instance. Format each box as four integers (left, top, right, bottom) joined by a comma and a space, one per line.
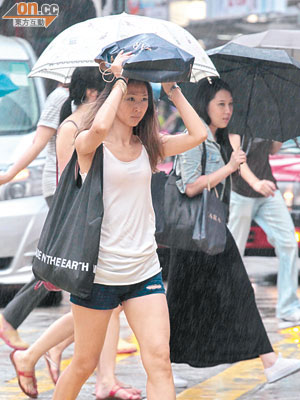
59, 119, 79, 132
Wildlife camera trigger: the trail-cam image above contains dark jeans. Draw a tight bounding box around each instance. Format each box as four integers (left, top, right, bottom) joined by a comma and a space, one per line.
71, 272, 165, 310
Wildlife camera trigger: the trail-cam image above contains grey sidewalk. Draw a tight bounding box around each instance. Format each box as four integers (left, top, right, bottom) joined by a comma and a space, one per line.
1, 256, 300, 399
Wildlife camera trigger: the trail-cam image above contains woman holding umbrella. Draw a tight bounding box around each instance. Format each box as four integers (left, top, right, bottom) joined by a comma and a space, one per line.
167, 77, 300, 384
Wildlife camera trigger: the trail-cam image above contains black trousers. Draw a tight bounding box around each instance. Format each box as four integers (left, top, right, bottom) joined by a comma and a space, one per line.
3, 195, 53, 329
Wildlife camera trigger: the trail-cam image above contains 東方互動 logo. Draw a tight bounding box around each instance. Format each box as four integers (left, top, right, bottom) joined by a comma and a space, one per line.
2, 2, 59, 28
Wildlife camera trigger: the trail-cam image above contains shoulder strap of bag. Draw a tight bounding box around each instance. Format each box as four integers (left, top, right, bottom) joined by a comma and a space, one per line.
77, 144, 104, 191
55, 120, 80, 187
201, 141, 226, 201
201, 142, 207, 176
100, 144, 103, 191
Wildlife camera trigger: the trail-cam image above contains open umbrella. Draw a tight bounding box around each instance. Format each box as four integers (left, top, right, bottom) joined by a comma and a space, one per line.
231, 30, 300, 61
207, 42, 300, 142
28, 12, 218, 84
0, 73, 19, 97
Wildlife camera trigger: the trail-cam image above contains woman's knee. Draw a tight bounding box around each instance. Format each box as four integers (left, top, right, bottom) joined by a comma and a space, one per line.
142, 343, 171, 375
71, 354, 99, 379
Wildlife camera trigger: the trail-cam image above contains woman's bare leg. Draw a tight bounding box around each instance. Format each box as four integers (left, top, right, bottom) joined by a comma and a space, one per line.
95, 307, 120, 396
46, 335, 74, 383
52, 304, 112, 400
123, 294, 175, 400
11, 312, 74, 396
260, 352, 278, 368
95, 306, 141, 399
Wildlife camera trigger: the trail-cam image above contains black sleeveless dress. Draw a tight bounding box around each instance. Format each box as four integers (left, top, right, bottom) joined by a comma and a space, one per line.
167, 228, 273, 367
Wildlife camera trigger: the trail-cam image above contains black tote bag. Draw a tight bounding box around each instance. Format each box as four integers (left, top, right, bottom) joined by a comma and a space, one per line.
154, 143, 226, 254
192, 184, 227, 255
32, 145, 104, 299
95, 33, 194, 83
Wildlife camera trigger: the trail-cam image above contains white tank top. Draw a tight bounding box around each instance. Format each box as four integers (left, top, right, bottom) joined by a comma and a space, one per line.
93, 144, 161, 285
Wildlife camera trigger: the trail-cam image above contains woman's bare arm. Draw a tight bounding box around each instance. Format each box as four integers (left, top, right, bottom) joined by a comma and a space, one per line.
0, 125, 55, 185
75, 52, 131, 157
229, 133, 276, 197
160, 83, 207, 158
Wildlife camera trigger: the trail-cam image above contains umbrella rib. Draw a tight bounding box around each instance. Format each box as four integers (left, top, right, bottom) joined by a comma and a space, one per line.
258, 65, 300, 88
218, 66, 247, 74
242, 69, 257, 138
256, 69, 284, 142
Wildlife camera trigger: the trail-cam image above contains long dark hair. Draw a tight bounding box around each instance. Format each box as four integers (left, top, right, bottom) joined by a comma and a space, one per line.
59, 67, 106, 123
79, 79, 163, 171
194, 77, 233, 159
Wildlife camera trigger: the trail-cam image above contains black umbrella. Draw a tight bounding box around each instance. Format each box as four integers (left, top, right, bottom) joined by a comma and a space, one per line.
206, 42, 300, 142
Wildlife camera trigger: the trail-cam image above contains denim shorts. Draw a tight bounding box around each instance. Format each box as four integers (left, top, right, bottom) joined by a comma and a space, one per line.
70, 272, 165, 310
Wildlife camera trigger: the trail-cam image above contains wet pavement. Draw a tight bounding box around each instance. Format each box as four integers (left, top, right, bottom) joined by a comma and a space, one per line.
1, 256, 300, 399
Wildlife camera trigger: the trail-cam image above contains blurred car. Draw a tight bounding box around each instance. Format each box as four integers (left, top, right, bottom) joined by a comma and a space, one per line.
246, 138, 300, 254
0, 35, 61, 305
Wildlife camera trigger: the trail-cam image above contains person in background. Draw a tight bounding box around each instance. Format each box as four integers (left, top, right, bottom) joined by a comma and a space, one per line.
228, 134, 300, 327
0, 81, 69, 351
167, 78, 300, 386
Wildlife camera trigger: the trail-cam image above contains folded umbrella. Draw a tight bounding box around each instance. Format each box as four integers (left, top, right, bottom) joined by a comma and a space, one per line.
95, 33, 195, 82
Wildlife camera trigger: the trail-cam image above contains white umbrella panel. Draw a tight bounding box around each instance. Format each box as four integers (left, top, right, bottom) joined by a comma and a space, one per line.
28, 13, 218, 83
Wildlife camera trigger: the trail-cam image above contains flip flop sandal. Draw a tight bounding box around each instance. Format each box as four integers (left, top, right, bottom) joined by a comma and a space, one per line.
97, 383, 142, 399
115, 382, 142, 392
44, 352, 60, 385
10, 350, 38, 398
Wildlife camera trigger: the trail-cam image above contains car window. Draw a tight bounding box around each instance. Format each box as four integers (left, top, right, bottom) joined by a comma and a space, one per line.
279, 137, 300, 154
0, 60, 40, 135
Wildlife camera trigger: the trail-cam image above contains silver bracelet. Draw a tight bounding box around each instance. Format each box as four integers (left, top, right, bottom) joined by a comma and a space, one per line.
168, 83, 181, 101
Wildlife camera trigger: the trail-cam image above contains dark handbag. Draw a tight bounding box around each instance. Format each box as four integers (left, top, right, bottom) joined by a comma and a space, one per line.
32, 145, 104, 299
95, 33, 194, 83
154, 143, 226, 254
192, 182, 227, 255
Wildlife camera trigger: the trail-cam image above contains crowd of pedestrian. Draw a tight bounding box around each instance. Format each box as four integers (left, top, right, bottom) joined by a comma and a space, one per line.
1, 44, 300, 400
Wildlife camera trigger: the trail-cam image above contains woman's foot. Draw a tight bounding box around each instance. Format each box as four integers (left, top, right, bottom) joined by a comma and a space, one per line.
117, 338, 137, 354
44, 347, 61, 384
10, 350, 38, 398
0, 314, 29, 350
95, 381, 142, 399
116, 379, 142, 397
264, 354, 300, 383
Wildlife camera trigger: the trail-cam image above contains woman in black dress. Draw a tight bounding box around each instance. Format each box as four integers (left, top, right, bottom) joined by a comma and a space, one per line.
167, 78, 300, 383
